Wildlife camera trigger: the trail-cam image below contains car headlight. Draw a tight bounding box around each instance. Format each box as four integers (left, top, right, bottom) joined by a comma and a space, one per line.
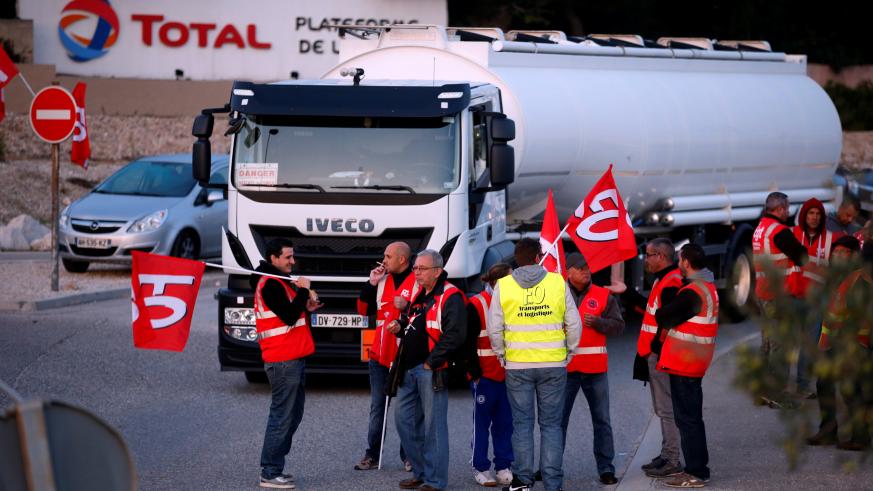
59, 206, 71, 228
127, 209, 168, 233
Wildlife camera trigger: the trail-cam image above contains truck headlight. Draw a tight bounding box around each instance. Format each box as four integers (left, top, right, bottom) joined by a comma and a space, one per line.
224, 307, 256, 326
223, 325, 258, 342
127, 209, 168, 233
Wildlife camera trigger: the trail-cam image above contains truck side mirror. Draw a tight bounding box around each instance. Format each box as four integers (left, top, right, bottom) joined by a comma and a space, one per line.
192, 113, 214, 183
490, 144, 515, 188
490, 116, 515, 142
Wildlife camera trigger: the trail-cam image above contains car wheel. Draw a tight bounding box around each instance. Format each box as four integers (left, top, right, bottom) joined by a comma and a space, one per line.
245, 371, 268, 384
171, 230, 200, 259
62, 258, 89, 273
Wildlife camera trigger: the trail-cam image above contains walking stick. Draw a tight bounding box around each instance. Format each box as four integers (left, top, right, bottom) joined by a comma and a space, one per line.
378, 394, 390, 470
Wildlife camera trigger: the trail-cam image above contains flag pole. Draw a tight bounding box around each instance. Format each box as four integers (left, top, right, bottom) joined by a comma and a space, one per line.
538, 222, 571, 266
17, 72, 36, 98
202, 261, 297, 282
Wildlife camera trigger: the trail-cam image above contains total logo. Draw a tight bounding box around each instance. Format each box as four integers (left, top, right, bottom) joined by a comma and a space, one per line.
58, 0, 120, 62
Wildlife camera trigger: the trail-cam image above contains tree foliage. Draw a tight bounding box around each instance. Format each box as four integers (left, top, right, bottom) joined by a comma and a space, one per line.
448, 0, 872, 68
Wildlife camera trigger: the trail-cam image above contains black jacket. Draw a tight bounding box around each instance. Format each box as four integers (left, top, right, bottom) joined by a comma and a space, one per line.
358, 266, 414, 316
250, 261, 309, 327
762, 212, 809, 266
396, 271, 466, 369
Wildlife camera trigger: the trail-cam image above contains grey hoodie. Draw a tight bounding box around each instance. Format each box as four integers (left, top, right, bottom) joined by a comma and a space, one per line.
486, 265, 583, 369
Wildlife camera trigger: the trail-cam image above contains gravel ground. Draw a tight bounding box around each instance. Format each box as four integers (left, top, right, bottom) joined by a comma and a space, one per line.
0, 257, 225, 304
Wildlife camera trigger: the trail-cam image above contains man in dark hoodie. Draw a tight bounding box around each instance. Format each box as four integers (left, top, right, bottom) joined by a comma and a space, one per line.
752, 192, 809, 407
792, 198, 835, 398
387, 249, 466, 491
251, 238, 323, 489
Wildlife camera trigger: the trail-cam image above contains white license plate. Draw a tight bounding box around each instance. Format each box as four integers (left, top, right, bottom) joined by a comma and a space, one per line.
310, 314, 369, 328
75, 237, 111, 249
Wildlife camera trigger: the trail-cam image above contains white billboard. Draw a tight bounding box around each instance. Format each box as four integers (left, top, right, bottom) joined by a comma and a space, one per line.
19, 0, 447, 81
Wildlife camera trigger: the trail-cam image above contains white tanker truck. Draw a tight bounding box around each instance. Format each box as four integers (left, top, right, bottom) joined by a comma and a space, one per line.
191, 25, 841, 378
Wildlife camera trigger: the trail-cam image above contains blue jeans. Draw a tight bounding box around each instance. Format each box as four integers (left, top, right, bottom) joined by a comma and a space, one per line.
470, 377, 514, 472
395, 364, 449, 490
796, 313, 823, 391
669, 374, 710, 481
260, 359, 306, 479
366, 360, 406, 463
562, 371, 615, 474
505, 367, 567, 491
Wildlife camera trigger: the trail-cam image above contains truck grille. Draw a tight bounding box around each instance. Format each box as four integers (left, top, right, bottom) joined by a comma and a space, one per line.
249, 226, 433, 276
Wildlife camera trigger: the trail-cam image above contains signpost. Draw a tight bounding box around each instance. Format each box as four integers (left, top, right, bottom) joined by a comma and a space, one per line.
29, 85, 77, 292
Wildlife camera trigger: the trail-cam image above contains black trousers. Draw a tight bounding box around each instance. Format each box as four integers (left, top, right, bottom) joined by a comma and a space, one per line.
669, 374, 710, 480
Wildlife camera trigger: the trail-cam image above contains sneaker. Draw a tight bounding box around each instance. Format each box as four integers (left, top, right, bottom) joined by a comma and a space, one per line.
599, 472, 618, 485
280, 473, 294, 482
399, 477, 423, 489
474, 469, 497, 487
496, 468, 513, 485
644, 461, 683, 478
354, 455, 377, 470
404, 460, 413, 472
502, 477, 531, 491
641, 456, 667, 471
663, 472, 708, 488
806, 431, 838, 446
259, 475, 296, 489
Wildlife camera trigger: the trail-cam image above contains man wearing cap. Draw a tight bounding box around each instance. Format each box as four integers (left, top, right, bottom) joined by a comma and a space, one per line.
561, 253, 625, 485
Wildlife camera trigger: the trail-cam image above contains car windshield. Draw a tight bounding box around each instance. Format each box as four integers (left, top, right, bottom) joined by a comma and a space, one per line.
232, 115, 460, 194
95, 160, 196, 197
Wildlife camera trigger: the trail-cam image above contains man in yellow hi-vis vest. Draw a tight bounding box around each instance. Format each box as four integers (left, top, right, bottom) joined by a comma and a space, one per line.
487, 238, 582, 491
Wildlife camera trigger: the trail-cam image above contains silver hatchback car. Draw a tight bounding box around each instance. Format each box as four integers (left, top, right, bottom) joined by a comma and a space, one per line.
58, 153, 228, 272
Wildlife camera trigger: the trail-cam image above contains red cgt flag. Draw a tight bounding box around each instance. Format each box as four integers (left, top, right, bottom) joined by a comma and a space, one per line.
131, 251, 205, 351
565, 164, 637, 273
0, 46, 18, 90
539, 188, 567, 278
71, 82, 90, 169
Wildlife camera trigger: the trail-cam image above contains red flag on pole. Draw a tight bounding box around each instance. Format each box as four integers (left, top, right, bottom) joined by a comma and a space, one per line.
565, 164, 637, 273
0, 46, 18, 90
131, 251, 205, 351
539, 188, 567, 278
71, 82, 90, 169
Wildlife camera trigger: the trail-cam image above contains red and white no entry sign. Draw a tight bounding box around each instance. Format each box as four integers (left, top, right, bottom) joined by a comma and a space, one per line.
29, 86, 78, 144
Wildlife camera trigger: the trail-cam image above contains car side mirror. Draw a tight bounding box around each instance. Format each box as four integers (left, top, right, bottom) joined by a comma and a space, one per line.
206, 189, 225, 205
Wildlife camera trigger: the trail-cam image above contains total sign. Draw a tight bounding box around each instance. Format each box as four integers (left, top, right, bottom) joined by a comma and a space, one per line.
20, 0, 447, 80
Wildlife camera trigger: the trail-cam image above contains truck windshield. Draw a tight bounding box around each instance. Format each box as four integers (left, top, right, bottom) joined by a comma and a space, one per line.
232, 115, 460, 194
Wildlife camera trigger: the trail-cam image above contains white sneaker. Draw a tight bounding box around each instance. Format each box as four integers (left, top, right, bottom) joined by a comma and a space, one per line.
474, 469, 497, 487
496, 468, 513, 485
259, 475, 295, 489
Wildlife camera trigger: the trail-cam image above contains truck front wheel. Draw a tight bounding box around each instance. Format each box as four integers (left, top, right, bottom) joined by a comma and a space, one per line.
722, 248, 755, 322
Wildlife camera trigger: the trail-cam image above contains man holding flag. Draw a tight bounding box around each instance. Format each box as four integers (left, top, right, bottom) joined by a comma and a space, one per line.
252, 238, 322, 489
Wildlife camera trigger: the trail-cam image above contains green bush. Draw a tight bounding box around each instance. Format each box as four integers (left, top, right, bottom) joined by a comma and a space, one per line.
825, 82, 873, 131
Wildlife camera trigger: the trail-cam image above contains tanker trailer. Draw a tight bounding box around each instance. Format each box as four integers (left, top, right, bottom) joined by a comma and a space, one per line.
192, 25, 841, 377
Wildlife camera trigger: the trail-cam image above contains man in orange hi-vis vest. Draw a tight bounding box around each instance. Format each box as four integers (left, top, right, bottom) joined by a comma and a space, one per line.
654, 244, 719, 489
561, 253, 625, 486
752, 192, 808, 408
354, 242, 416, 472
252, 238, 323, 489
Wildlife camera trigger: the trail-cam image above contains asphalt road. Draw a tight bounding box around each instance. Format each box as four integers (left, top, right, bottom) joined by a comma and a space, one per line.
0, 282, 759, 490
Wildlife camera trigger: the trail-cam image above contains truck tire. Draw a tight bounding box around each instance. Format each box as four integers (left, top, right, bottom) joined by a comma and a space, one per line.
244, 371, 268, 384
62, 258, 89, 273
722, 248, 756, 322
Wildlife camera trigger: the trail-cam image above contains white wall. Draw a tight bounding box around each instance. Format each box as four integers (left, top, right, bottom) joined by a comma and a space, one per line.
19, 0, 447, 81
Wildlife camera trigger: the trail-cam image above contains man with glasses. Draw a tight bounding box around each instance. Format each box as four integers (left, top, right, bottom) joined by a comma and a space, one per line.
629, 238, 685, 478
387, 250, 466, 491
